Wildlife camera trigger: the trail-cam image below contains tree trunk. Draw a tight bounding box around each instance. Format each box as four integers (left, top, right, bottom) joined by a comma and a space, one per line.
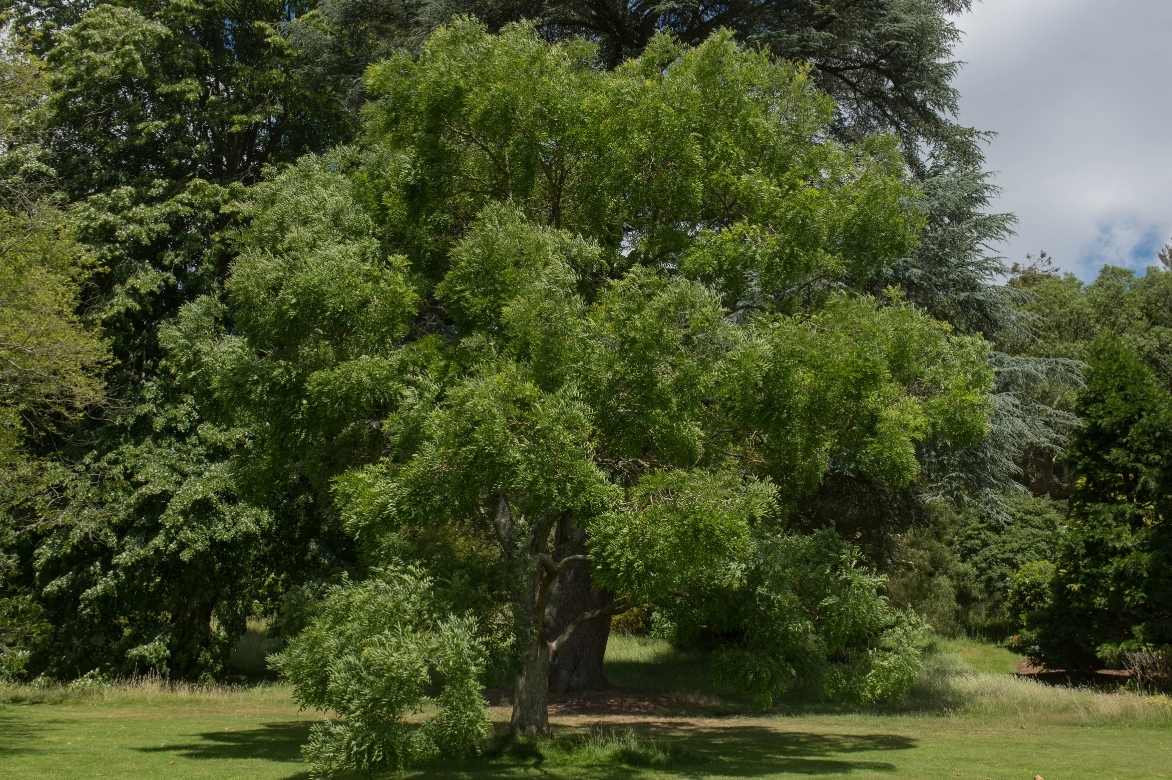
548, 517, 612, 693
511, 635, 552, 735
508, 504, 554, 737
170, 599, 214, 679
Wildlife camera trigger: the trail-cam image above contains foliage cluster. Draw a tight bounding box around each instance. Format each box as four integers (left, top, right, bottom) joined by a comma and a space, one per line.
887, 493, 1062, 638
271, 565, 490, 777
656, 530, 930, 707
0, 41, 106, 679
1011, 338, 1172, 673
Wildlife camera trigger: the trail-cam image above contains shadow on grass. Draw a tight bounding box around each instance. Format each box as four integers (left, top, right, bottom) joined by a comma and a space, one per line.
606, 659, 741, 696
601, 652, 937, 719
128, 715, 916, 778
0, 708, 52, 757
602, 645, 753, 714
416, 725, 916, 778
136, 720, 311, 773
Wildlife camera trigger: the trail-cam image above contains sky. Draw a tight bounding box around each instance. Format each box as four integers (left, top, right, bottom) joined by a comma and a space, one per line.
952, 0, 1172, 279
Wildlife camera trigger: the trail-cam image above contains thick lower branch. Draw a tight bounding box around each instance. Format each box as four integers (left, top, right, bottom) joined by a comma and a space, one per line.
538, 552, 591, 575
549, 600, 633, 654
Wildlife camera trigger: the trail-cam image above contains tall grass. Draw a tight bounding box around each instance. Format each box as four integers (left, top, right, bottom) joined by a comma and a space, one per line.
932, 636, 1023, 674
225, 617, 283, 678
0, 673, 293, 707
907, 649, 1172, 726
603, 634, 744, 704
605, 634, 678, 665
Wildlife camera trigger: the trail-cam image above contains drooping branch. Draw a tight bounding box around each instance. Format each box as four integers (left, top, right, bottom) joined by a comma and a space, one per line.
537, 552, 591, 576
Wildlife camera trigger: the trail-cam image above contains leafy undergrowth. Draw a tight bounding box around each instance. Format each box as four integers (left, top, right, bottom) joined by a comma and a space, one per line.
2, 639, 1172, 778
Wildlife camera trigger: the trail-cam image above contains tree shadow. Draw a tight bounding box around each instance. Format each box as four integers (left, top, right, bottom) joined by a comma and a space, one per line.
415, 724, 917, 778
0, 708, 78, 759
603, 646, 748, 702
135, 720, 312, 773
642, 724, 914, 777
0, 708, 50, 757
126, 714, 917, 778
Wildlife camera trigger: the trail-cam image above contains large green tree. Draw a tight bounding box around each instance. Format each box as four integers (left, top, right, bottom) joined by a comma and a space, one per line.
202, 22, 991, 738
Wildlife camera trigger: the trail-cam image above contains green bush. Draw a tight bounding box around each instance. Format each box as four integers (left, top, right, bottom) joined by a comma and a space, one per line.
0, 594, 48, 681
270, 565, 490, 777
885, 520, 975, 637
1004, 559, 1056, 658
663, 530, 929, 707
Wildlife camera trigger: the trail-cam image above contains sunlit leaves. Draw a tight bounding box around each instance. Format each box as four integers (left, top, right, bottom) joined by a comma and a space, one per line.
270, 565, 490, 775
720, 295, 990, 502
583, 268, 732, 466
589, 469, 775, 601
363, 21, 921, 285
0, 206, 105, 461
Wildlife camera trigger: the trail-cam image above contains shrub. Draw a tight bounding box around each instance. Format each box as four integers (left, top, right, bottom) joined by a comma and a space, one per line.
0, 594, 48, 681
665, 530, 930, 707
1119, 648, 1171, 693
270, 565, 490, 777
885, 519, 974, 637
1003, 555, 1059, 646
1004, 558, 1056, 658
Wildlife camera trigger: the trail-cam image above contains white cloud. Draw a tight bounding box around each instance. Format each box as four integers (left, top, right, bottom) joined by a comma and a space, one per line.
953, 0, 1172, 278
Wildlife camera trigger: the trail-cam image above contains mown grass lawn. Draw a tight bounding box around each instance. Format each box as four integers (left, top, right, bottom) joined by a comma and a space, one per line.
3, 638, 1171, 779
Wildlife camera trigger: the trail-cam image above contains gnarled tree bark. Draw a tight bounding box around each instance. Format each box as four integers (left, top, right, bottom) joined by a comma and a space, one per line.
510, 606, 552, 735
547, 516, 612, 693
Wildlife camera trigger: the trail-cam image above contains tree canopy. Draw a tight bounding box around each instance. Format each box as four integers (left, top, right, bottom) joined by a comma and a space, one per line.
191, 22, 992, 750
0, 41, 106, 678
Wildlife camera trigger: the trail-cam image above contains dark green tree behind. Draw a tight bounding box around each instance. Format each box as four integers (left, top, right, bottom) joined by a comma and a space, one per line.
1002, 261, 1172, 670
1019, 339, 1172, 668
0, 0, 360, 679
